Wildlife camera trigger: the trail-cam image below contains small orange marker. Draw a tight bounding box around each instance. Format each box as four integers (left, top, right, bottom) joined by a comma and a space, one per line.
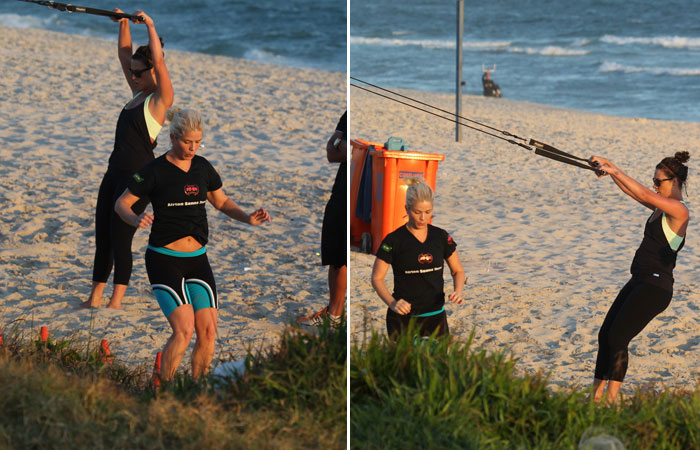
40, 326, 49, 342
100, 339, 112, 365
152, 352, 162, 387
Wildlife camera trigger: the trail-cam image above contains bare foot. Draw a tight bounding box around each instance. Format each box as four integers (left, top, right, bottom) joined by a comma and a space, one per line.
106, 284, 128, 310
79, 298, 102, 308
82, 281, 107, 308
605, 394, 620, 407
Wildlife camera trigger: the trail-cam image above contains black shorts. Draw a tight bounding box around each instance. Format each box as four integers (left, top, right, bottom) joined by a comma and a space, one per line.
386, 308, 449, 338
145, 247, 218, 318
321, 195, 346, 268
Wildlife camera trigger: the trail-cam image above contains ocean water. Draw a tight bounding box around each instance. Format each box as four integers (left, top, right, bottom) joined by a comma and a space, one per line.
350, 0, 700, 122
2, 0, 346, 72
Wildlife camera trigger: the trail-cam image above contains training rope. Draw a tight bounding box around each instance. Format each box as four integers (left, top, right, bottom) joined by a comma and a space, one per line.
351, 77, 529, 143
350, 78, 603, 174
17, 0, 143, 21
351, 82, 529, 149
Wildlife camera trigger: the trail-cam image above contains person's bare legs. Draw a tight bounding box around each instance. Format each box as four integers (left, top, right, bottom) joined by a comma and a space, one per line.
605, 380, 622, 405
591, 378, 607, 402
160, 305, 195, 382
106, 283, 127, 309
192, 307, 218, 380
81, 283, 127, 309
328, 265, 346, 317
591, 378, 622, 405
81, 281, 107, 308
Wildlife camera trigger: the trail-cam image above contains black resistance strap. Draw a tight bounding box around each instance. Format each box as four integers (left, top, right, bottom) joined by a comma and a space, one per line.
350, 77, 604, 175
17, 0, 143, 21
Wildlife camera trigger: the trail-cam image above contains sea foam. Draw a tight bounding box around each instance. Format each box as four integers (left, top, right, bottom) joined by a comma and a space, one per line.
350, 36, 510, 50
0, 13, 48, 30
601, 34, 700, 50
599, 61, 700, 76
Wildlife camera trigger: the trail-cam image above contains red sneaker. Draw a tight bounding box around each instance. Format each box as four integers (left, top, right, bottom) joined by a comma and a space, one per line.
297, 306, 330, 326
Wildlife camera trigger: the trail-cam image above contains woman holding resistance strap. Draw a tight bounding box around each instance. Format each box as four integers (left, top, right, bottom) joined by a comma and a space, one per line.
588, 152, 690, 404
115, 109, 270, 381
371, 178, 465, 337
83, 9, 173, 309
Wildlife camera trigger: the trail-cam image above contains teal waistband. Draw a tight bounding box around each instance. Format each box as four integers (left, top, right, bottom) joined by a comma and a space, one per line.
412, 307, 445, 318
148, 245, 206, 257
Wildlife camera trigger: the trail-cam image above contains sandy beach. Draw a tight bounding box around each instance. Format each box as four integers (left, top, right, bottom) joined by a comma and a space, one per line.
0, 24, 345, 369
350, 85, 700, 393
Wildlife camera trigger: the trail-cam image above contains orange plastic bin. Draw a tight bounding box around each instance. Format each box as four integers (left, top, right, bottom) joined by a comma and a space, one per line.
369, 149, 445, 254
350, 139, 383, 249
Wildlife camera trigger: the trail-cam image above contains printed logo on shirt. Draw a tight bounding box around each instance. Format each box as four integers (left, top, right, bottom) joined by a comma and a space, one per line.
380, 243, 392, 253
418, 253, 433, 264
447, 234, 454, 245
133, 173, 144, 183
184, 184, 200, 196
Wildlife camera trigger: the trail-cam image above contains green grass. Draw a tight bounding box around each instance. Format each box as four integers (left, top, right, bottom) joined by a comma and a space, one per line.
0, 318, 346, 449
350, 325, 700, 450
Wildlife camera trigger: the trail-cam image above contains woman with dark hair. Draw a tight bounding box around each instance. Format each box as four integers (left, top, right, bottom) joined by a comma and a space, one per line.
588, 151, 690, 403
82, 9, 174, 309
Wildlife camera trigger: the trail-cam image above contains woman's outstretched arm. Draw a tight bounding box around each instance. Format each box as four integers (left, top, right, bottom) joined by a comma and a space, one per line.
590, 156, 688, 222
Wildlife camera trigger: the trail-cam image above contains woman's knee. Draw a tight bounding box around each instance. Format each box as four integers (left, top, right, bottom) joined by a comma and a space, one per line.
196, 322, 217, 344
169, 307, 196, 339
194, 308, 217, 340
172, 325, 194, 342
606, 328, 629, 353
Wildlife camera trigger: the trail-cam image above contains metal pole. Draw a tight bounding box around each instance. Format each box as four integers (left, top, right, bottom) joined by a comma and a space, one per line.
456, 0, 464, 142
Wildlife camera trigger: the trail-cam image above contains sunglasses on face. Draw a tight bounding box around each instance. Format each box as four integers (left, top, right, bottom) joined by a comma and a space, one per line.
653, 176, 674, 187
129, 66, 152, 78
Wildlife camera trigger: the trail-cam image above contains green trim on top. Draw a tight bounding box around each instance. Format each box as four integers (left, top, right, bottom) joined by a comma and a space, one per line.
148, 245, 206, 257
411, 307, 445, 318
143, 93, 163, 141
657, 201, 688, 251
662, 213, 685, 251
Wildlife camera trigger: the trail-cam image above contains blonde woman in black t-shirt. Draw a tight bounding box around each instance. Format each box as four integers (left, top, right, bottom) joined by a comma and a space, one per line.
372, 178, 465, 337
115, 109, 270, 382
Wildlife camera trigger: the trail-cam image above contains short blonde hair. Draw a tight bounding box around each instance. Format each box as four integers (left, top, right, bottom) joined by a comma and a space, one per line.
166, 108, 202, 138
405, 177, 434, 209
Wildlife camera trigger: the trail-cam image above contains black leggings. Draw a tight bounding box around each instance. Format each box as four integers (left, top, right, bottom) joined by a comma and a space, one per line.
321, 195, 346, 269
386, 308, 449, 339
594, 278, 672, 382
92, 170, 148, 285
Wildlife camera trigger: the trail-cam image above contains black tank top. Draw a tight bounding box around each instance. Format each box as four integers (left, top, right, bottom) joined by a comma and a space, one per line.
107, 96, 158, 176
630, 210, 685, 291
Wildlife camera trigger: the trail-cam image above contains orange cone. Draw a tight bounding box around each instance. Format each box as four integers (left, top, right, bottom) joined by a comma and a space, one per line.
40, 326, 48, 342
152, 352, 162, 388
100, 339, 112, 365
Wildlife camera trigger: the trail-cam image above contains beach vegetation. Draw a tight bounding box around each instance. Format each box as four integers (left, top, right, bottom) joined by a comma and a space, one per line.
350, 324, 700, 449
0, 318, 346, 449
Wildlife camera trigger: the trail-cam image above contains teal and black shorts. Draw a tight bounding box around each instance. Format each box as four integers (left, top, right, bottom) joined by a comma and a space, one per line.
145, 246, 218, 318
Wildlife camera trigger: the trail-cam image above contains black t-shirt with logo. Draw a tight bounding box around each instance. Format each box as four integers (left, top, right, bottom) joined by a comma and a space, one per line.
376, 224, 457, 315
128, 154, 223, 247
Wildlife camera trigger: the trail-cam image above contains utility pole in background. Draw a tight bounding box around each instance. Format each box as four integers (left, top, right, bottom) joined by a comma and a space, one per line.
456, 0, 464, 142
